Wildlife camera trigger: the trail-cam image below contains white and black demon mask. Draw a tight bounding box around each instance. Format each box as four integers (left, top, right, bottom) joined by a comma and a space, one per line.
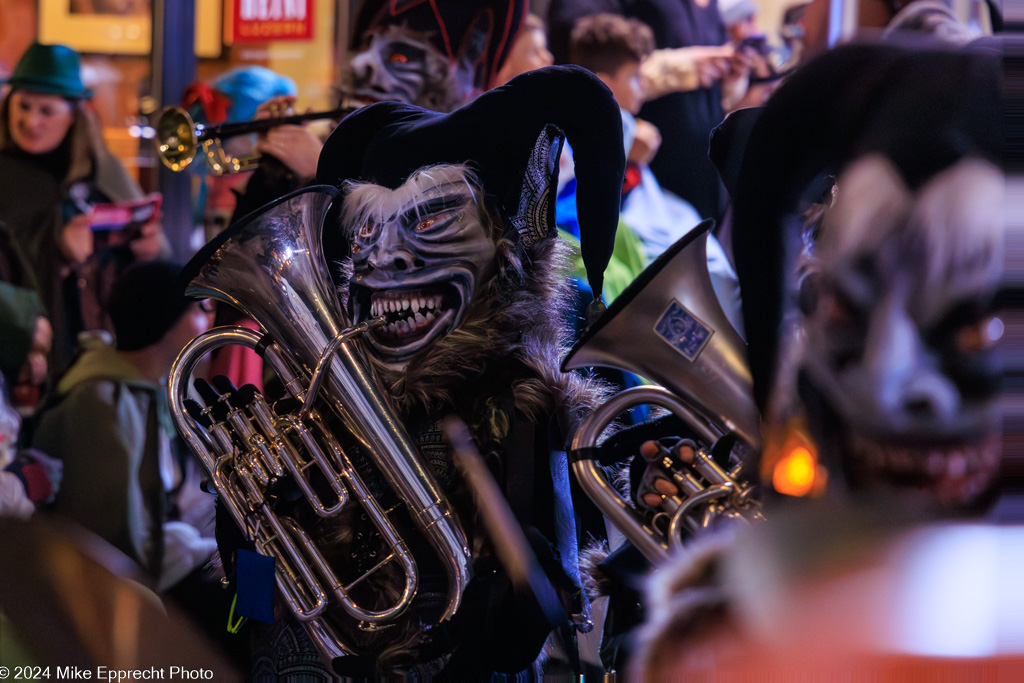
801, 155, 1003, 507
730, 43, 1004, 510
342, 165, 498, 367
317, 66, 626, 368
342, 0, 527, 112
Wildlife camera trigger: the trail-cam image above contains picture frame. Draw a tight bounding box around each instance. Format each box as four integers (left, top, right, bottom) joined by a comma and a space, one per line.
38, 0, 222, 58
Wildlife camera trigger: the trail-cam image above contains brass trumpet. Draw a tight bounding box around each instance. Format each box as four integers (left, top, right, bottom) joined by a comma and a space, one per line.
154, 102, 360, 175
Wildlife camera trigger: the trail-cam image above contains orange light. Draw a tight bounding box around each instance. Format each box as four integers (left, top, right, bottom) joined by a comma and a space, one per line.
773, 445, 817, 497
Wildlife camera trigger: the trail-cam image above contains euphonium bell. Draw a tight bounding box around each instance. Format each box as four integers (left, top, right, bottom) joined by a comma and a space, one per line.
168, 186, 471, 660
562, 221, 762, 564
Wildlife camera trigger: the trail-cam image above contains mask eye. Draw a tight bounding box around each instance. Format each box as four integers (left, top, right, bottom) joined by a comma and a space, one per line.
358, 219, 376, 238
414, 209, 460, 233
384, 42, 424, 66
955, 315, 1003, 354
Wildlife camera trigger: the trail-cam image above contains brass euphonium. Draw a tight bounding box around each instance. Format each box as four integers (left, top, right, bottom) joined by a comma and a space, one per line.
562, 220, 762, 565
168, 186, 471, 659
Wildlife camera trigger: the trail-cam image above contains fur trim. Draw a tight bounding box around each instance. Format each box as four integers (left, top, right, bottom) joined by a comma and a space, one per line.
579, 538, 612, 600
340, 229, 608, 443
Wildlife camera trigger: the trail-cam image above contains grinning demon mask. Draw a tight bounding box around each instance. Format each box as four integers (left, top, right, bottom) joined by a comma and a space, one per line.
319, 67, 624, 370
730, 43, 1003, 510
346, 24, 475, 113
343, 0, 527, 112
318, 66, 625, 366
343, 165, 498, 367
801, 155, 1003, 507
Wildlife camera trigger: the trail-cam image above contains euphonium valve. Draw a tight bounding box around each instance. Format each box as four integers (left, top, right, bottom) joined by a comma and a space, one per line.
169, 186, 471, 659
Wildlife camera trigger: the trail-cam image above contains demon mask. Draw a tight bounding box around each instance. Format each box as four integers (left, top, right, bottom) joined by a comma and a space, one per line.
800, 155, 1003, 507
730, 43, 1003, 511
346, 24, 480, 112
343, 1, 526, 112
318, 65, 625, 378
342, 165, 498, 368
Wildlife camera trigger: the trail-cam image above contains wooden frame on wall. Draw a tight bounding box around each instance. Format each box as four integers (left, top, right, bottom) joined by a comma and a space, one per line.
38, 0, 222, 57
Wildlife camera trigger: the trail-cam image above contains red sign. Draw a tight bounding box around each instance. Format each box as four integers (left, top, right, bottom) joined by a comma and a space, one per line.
232, 0, 313, 42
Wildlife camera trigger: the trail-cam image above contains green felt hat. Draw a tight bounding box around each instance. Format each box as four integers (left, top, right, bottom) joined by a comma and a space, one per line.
4, 42, 92, 99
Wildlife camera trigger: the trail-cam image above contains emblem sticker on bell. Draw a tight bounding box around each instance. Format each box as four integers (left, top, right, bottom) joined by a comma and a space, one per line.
654, 299, 713, 362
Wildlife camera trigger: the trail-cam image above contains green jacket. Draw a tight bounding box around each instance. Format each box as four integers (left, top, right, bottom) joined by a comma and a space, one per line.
0, 222, 45, 384
32, 342, 166, 576
559, 217, 648, 306
0, 282, 44, 385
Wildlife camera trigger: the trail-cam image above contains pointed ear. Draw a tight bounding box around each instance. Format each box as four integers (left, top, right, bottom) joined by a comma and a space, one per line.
509, 124, 565, 246
454, 11, 493, 93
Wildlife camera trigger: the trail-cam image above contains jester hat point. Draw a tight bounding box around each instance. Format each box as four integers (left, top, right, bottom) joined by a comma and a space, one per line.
316, 64, 625, 304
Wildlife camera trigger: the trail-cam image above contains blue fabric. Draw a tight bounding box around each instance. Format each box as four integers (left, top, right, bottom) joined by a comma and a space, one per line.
555, 177, 580, 240
236, 548, 276, 624
212, 66, 297, 123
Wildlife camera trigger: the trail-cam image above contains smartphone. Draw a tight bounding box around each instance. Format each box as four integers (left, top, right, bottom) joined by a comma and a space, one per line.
89, 193, 163, 232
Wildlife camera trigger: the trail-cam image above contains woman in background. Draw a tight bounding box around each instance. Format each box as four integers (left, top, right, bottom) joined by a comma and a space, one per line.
0, 42, 165, 385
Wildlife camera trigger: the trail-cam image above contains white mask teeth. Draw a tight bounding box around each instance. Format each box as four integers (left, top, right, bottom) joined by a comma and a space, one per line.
367, 288, 451, 334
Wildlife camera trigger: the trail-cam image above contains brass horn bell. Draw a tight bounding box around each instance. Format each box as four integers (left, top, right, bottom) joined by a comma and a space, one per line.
154, 104, 357, 175
563, 220, 762, 564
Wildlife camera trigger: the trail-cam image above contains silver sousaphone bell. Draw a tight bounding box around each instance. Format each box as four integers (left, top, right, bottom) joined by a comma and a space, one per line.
563, 220, 762, 564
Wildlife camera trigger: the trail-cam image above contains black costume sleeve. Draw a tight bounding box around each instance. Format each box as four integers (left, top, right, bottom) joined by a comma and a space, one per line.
229, 156, 309, 225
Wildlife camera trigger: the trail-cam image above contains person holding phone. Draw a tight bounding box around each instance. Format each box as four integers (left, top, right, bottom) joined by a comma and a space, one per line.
0, 42, 167, 384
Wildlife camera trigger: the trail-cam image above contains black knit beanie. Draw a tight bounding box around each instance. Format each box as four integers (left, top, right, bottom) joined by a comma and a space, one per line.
108, 260, 191, 351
